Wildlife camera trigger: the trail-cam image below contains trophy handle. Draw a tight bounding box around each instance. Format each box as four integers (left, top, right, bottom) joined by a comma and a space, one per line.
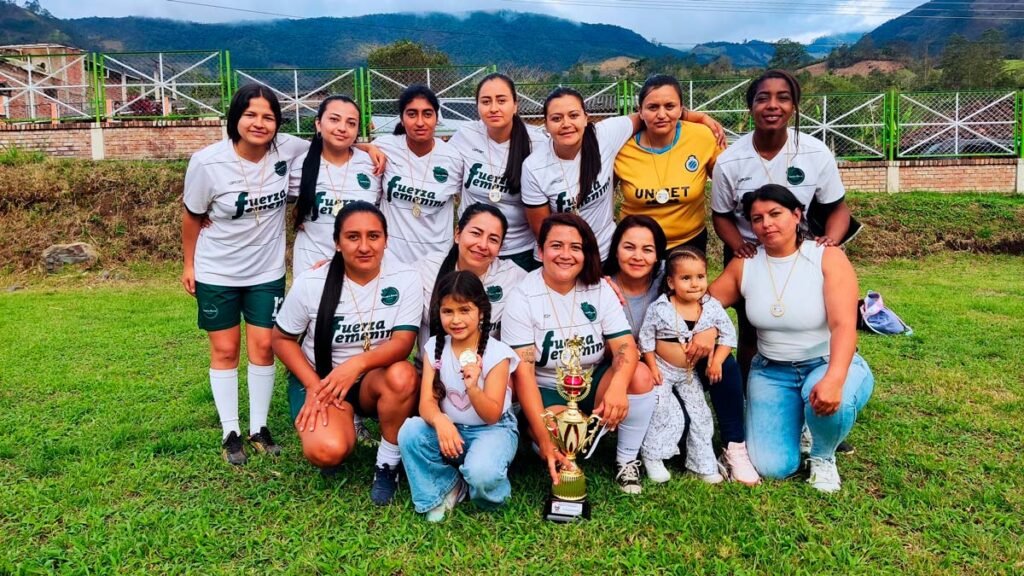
541, 410, 566, 453
579, 413, 603, 452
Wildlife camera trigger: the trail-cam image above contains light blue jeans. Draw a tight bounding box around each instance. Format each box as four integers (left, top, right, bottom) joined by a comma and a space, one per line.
746, 353, 874, 479
398, 412, 519, 514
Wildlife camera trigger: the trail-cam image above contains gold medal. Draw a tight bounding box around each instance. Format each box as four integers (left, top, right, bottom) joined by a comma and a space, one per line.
488, 189, 502, 203
332, 202, 343, 216
412, 200, 422, 218
770, 303, 785, 318
655, 188, 670, 204
363, 333, 372, 351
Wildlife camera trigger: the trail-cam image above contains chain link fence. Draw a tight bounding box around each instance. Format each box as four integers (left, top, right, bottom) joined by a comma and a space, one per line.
365, 66, 493, 137
897, 90, 1018, 158
801, 93, 887, 160
96, 51, 227, 119
0, 52, 95, 122
516, 81, 625, 125
233, 68, 359, 136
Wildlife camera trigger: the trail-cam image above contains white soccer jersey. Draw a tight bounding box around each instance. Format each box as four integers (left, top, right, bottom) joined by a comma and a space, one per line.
417, 251, 528, 356
711, 128, 845, 243
449, 121, 549, 256
423, 335, 519, 426
521, 115, 634, 261
374, 134, 463, 264
183, 134, 309, 286
287, 148, 382, 276
275, 261, 422, 370
501, 269, 633, 392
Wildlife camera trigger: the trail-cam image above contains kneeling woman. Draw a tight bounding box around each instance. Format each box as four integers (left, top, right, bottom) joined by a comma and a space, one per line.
503, 213, 656, 495
709, 184, 873, 492
272, 202, 422, 505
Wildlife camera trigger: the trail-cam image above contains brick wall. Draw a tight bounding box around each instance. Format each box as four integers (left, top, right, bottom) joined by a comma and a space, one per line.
838, 160, 887, 193
102, 120, 224, 160
0, 122, 93, 158
897, 157, 1017, 193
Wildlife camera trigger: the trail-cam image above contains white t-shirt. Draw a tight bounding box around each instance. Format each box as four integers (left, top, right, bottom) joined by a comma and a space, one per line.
374, 134, 463, 264
711, 129, 845, 243
501, 269, 633, 392
183, 134, 308, 286
275, 261, 422, 370
423, 335, 519, 426
417, 251, 528, 356
521, 115, 634, 261
287, 148, 382, 277
449, 120, 549, 256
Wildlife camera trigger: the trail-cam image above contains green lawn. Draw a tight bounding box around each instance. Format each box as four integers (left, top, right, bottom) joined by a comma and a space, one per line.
1, 254, 1022, 575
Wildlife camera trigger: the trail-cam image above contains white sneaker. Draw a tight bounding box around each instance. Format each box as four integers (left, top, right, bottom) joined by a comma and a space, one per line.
615, 460, 643, 494
424, 478, 468, 522
807, 457, 842, 493
719, 442, 761, 486
642, 458, 671, 483
693, 469, 725, 485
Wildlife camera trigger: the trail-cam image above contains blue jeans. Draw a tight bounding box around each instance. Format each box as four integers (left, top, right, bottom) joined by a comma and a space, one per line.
398, 412, 519, 514
746, 353, 874, 479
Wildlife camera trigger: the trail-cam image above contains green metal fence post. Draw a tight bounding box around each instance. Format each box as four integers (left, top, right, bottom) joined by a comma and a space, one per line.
884, 88, 897, 161
94, 53, 106, 123
223, 50, 233, 113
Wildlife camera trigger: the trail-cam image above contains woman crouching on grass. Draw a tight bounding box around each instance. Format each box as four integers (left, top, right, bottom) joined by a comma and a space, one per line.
272, 201, 422, 505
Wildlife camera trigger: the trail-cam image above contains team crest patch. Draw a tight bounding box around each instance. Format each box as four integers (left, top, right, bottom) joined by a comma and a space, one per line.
275, 161, 288, 176
787, 167, 805, 185
486, 285, 503, 302
685, 155, 699, 172
581, 302, 597, 321
433, 166, 449, 183
381, 286, 400, 306
201, 303, 219, 319
357, 173, 372, 190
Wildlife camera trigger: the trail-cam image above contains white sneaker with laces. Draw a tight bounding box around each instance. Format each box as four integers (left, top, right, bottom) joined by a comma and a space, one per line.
807, 457, 842, 493
425, 478, 468, 522
615, 460, 643, 494
720, 442, 761, 486
642, 458, 671, 483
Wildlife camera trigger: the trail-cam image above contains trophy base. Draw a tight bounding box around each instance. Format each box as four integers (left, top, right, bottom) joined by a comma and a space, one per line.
543, 495, 591, 523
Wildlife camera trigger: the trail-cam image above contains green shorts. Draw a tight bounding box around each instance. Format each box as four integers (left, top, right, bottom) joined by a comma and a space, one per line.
538, 359, 612, 414
500, 249, 541, 272
194, 276, 285, 331
287, 372, 369, 421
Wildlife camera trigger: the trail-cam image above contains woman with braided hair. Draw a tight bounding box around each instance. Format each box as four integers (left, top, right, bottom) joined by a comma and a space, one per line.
398, 271, 521, 522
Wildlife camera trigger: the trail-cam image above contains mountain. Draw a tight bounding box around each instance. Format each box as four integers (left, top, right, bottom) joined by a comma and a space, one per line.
806, 33, 865, 58
683, 32, 864, 68
0, 2, 70, 45
859, 0, 1024, 54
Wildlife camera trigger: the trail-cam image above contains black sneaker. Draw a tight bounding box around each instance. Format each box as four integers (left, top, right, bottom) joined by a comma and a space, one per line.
221, 431, 248, 466
615, 460, 643, 495
371, 463, 401, 506
248, 426, 282, 456
836, 440, 855, 455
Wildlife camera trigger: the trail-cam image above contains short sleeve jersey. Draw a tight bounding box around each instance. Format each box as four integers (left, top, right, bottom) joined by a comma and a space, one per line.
711, 129, 845, 243
449, 121, 549, 256
637, 294, 738, 354
501, 270, 633, 392
616, 121, 721, 248
274, 261, 422, 369
374, 135, 463, 264
183, 134, 309, 286
521, 115, 635, 261
423, 335, 520, 426
287, 148, 382, 275
417, 252, 528, 356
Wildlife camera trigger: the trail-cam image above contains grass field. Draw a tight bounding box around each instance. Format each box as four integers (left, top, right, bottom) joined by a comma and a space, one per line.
1, 253, 1021, 575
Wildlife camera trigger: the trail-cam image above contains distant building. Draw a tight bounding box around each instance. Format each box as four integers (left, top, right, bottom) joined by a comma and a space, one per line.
0, 43, 92, 120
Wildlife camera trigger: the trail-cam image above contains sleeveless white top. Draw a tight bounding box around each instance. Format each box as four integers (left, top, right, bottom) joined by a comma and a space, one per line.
741, 240, 830, 362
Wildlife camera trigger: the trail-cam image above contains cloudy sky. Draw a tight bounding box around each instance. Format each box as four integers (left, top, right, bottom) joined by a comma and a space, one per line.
36, 0, 928, 45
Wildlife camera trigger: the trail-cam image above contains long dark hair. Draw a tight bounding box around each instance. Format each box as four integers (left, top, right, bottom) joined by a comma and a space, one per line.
603, 215, 668, 281
740, 183, 809, 245
746, 69, 802, 147
313, 201, 388, 378
660, 246, 707, 296
226, 83, 283, 148
429, 203, 508, 338
537, 213, 602, 287
393, 85, 440, 136
476, 73, 532, 196
428, 271, 492, 403
543, 87, 600, 209
293, 95, 361, 232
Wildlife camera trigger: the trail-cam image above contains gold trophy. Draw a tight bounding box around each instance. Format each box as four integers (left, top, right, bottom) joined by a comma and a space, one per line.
541, 334, 603, 522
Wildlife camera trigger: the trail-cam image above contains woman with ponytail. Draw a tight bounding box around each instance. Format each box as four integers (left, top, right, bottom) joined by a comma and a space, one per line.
272, 201, 422, 506
522, 87, 724, 264
417, 202, 526, 359
398, 271, 520, 522
449, 74, 549, 271
289, 96, 382, 277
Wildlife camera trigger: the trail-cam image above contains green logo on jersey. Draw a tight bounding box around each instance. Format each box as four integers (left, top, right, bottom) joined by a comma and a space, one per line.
685, 154, 699, 172
581, 302, 597, 321
381, 286, 399, 306
486, 285, 503, 302
357, 173, 372, 190
787, 166, 805, 185
433, 166, 449, 183
275, 160, 287, 176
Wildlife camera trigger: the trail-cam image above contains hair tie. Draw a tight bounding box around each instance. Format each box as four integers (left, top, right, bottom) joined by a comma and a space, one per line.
432, 360, 442, 370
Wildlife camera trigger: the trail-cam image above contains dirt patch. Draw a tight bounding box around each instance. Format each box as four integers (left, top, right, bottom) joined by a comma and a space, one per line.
801, 60, 905, 78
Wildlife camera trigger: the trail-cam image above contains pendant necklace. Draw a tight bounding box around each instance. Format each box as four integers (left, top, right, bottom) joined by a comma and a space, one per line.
404, 139, 435, 219
234, 146, 269, 227
644, 130, 675, 205
751, 133, 793, 186
765, 250, 800, 318
324, 148, 353, 217
484, 134, 504, 204
543, 278, 580, 347
346, 272, 383, 351
555, 147, 581, 215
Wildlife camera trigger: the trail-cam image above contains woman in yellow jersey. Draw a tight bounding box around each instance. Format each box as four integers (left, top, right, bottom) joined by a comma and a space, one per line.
615, 75, 724, 255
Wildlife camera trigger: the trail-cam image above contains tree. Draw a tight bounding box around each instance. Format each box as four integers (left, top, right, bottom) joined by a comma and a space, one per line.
768, 39, 810, 70
366, 40, 451, 68
940, 30, 1006, 89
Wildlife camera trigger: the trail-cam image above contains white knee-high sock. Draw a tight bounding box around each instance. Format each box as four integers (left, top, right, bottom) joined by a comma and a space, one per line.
376, 438, 402, 468
210, 367, 240, 440
616, 390, 656, 465
247, 363, 276, 435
